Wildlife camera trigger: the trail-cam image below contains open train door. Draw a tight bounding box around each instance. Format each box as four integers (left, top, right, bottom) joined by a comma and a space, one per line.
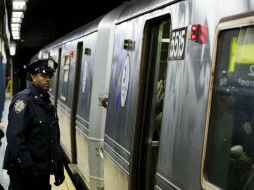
103, 9, 174, 190
131, 16, 171, 190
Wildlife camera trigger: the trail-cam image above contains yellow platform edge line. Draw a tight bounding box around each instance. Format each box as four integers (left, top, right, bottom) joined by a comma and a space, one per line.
64, 167, 76, 190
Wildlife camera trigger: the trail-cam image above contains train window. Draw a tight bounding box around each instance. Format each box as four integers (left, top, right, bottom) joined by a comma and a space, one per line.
206, 26, 254, 189
60, 55, 70, 101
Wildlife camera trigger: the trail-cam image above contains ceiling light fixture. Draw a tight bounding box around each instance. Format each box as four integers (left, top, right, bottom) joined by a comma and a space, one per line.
13, 1, 26, 11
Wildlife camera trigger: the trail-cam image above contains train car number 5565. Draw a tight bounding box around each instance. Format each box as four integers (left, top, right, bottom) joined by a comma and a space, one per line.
169, 27, 187, 61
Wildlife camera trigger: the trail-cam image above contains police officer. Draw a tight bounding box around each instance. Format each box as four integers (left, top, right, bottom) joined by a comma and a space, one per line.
3, 58, 65, 190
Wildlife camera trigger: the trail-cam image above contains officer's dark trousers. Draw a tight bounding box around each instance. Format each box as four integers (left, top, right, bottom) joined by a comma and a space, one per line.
8, 173, 51, 190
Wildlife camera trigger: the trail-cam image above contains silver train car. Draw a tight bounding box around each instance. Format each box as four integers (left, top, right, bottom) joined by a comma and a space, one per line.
29, 0, 254, 189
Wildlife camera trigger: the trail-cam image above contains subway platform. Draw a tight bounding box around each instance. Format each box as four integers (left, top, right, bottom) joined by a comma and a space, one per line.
0, 93, 76, 190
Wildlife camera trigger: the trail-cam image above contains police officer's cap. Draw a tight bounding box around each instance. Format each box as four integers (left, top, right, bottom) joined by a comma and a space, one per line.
27, 58, 58, 76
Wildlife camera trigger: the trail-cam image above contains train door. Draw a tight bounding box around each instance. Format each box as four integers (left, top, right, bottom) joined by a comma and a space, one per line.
70, 42, 83, 163
133, 17, 170, 190
57, 41, 82, 163
53, 48, 62, 108
49, 48, 62, 108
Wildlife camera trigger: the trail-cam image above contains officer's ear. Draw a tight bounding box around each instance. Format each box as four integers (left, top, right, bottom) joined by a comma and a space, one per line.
31, 73, 37, 82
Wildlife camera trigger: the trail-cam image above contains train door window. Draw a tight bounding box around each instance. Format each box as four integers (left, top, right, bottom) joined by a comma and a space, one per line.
53, 48, 62, 107
205, 26, 254, 190
60, 55, 70, 101
138, 18, 169, 190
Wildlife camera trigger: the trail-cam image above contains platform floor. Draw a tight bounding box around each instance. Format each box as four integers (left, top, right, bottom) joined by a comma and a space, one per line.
0, 93, 76, 190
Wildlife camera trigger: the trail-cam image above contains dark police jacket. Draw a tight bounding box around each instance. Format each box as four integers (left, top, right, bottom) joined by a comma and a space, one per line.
0, 129, 3, 139
3, 84, 64, 176
0, 129, 4, 147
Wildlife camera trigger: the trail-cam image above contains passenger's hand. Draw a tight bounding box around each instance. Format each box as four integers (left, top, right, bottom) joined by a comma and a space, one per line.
156, 80, 164, 102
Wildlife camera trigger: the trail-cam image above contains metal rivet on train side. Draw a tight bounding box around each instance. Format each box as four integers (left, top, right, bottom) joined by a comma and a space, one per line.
39, 121, 42, 123
35, 96, 38, 99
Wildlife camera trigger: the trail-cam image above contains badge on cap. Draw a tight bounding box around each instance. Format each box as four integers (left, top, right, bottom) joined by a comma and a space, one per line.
48, 60, 54, 69
14, 100, 26, 113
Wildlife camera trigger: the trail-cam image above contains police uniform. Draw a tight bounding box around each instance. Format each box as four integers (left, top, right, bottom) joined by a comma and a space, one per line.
3, 59, 64, 190
0, 128, 3, 146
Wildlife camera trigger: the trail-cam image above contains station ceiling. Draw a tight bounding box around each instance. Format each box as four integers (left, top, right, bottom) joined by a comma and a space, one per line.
6, 0, 128, 74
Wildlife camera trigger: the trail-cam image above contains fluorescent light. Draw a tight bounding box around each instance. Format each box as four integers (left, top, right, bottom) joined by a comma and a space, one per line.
13, 35, 20, 38
11, 25, 21, 29
11, 23, 21, 28
13, 2, 26, 11
10, 42, 16, 56
11, 1, 28, 41
12, 11, 24, 18
12, 32, 20, 36
12, 31, 20, 36
12, 35, 20, 38
162, 38, 169, 43
11, 27, 21, 31
13, 34, 20, 38
12, 17, 22, 23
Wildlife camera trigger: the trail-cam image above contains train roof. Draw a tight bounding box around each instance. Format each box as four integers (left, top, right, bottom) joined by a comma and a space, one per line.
29, 16, 103, 62
30, 1, 131, 62
116, 0, 178, 23
44, 16, 103, 49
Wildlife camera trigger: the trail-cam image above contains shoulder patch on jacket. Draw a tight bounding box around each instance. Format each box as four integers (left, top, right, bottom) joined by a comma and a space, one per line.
14, 100, 26, 113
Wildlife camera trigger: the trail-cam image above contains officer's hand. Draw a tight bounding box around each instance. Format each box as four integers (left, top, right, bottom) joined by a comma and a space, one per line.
54, 174, 65, 186
54, 160, 65, 186
0, 123, 4, 130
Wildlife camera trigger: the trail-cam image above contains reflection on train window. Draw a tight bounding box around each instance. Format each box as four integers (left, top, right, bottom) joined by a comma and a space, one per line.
206, 26, 254, 190
60, 55, 70, 101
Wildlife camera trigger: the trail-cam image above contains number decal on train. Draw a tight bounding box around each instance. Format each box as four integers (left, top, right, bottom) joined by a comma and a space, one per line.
169, 27, 187, 60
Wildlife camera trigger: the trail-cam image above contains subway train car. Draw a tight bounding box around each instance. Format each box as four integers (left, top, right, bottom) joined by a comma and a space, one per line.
0, 55, 6, 120
30, 4, 128, 189
29, 0, 254, 189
